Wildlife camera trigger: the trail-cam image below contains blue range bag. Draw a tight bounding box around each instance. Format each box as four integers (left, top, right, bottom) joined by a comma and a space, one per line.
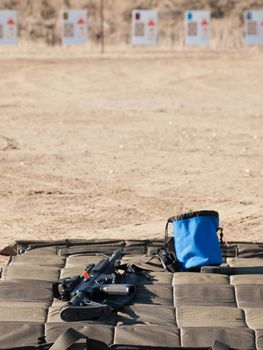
165, 210, 223, 271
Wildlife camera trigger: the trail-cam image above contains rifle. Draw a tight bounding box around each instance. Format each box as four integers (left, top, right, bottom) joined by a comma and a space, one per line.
53, 248, 136, 322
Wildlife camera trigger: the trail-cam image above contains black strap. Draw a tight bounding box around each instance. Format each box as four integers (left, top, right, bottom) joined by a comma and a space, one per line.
201, 265, 263, 275
164, 219, 180, 272
117, 263, 153, 272
138, 219, 179, 273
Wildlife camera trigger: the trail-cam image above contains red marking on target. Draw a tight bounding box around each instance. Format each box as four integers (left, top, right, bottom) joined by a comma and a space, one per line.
7, 17, 15, 26
260, 21, 263, 26
77, 18, 85, 25
148, 19, 155, 27
201, 18, 208, 26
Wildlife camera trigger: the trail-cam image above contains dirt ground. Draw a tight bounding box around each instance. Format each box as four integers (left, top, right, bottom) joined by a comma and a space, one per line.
0, 47, 262, 253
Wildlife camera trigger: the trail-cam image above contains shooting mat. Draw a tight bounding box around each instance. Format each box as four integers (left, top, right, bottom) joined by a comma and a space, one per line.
0, 239, 263, 349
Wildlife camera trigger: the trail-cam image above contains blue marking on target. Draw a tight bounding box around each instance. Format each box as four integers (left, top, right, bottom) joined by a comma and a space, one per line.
188, 12, 193, 20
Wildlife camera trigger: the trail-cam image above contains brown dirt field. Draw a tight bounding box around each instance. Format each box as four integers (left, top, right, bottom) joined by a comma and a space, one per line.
0, 48, 262, 251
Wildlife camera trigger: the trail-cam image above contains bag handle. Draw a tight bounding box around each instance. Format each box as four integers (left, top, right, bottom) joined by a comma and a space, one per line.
217, 227, 224, 244
163, 218, 180, 272
165, 217, 174, 242
164, 218, 173, 257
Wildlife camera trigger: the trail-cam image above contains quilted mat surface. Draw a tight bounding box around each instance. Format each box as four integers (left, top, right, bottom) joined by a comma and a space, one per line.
0, 239, 263, 349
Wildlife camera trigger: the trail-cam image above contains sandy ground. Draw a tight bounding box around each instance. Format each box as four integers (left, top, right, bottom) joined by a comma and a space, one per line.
0, 47, 262, 255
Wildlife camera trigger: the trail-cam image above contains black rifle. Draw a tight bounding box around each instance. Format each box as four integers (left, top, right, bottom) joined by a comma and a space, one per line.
53, 248, 136, 322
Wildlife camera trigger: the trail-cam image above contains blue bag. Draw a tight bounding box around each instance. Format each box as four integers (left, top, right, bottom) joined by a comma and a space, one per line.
166, 210, 223, 271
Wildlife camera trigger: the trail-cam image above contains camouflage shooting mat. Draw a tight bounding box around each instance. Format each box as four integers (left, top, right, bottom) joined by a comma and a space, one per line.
0, 239, 263, 349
